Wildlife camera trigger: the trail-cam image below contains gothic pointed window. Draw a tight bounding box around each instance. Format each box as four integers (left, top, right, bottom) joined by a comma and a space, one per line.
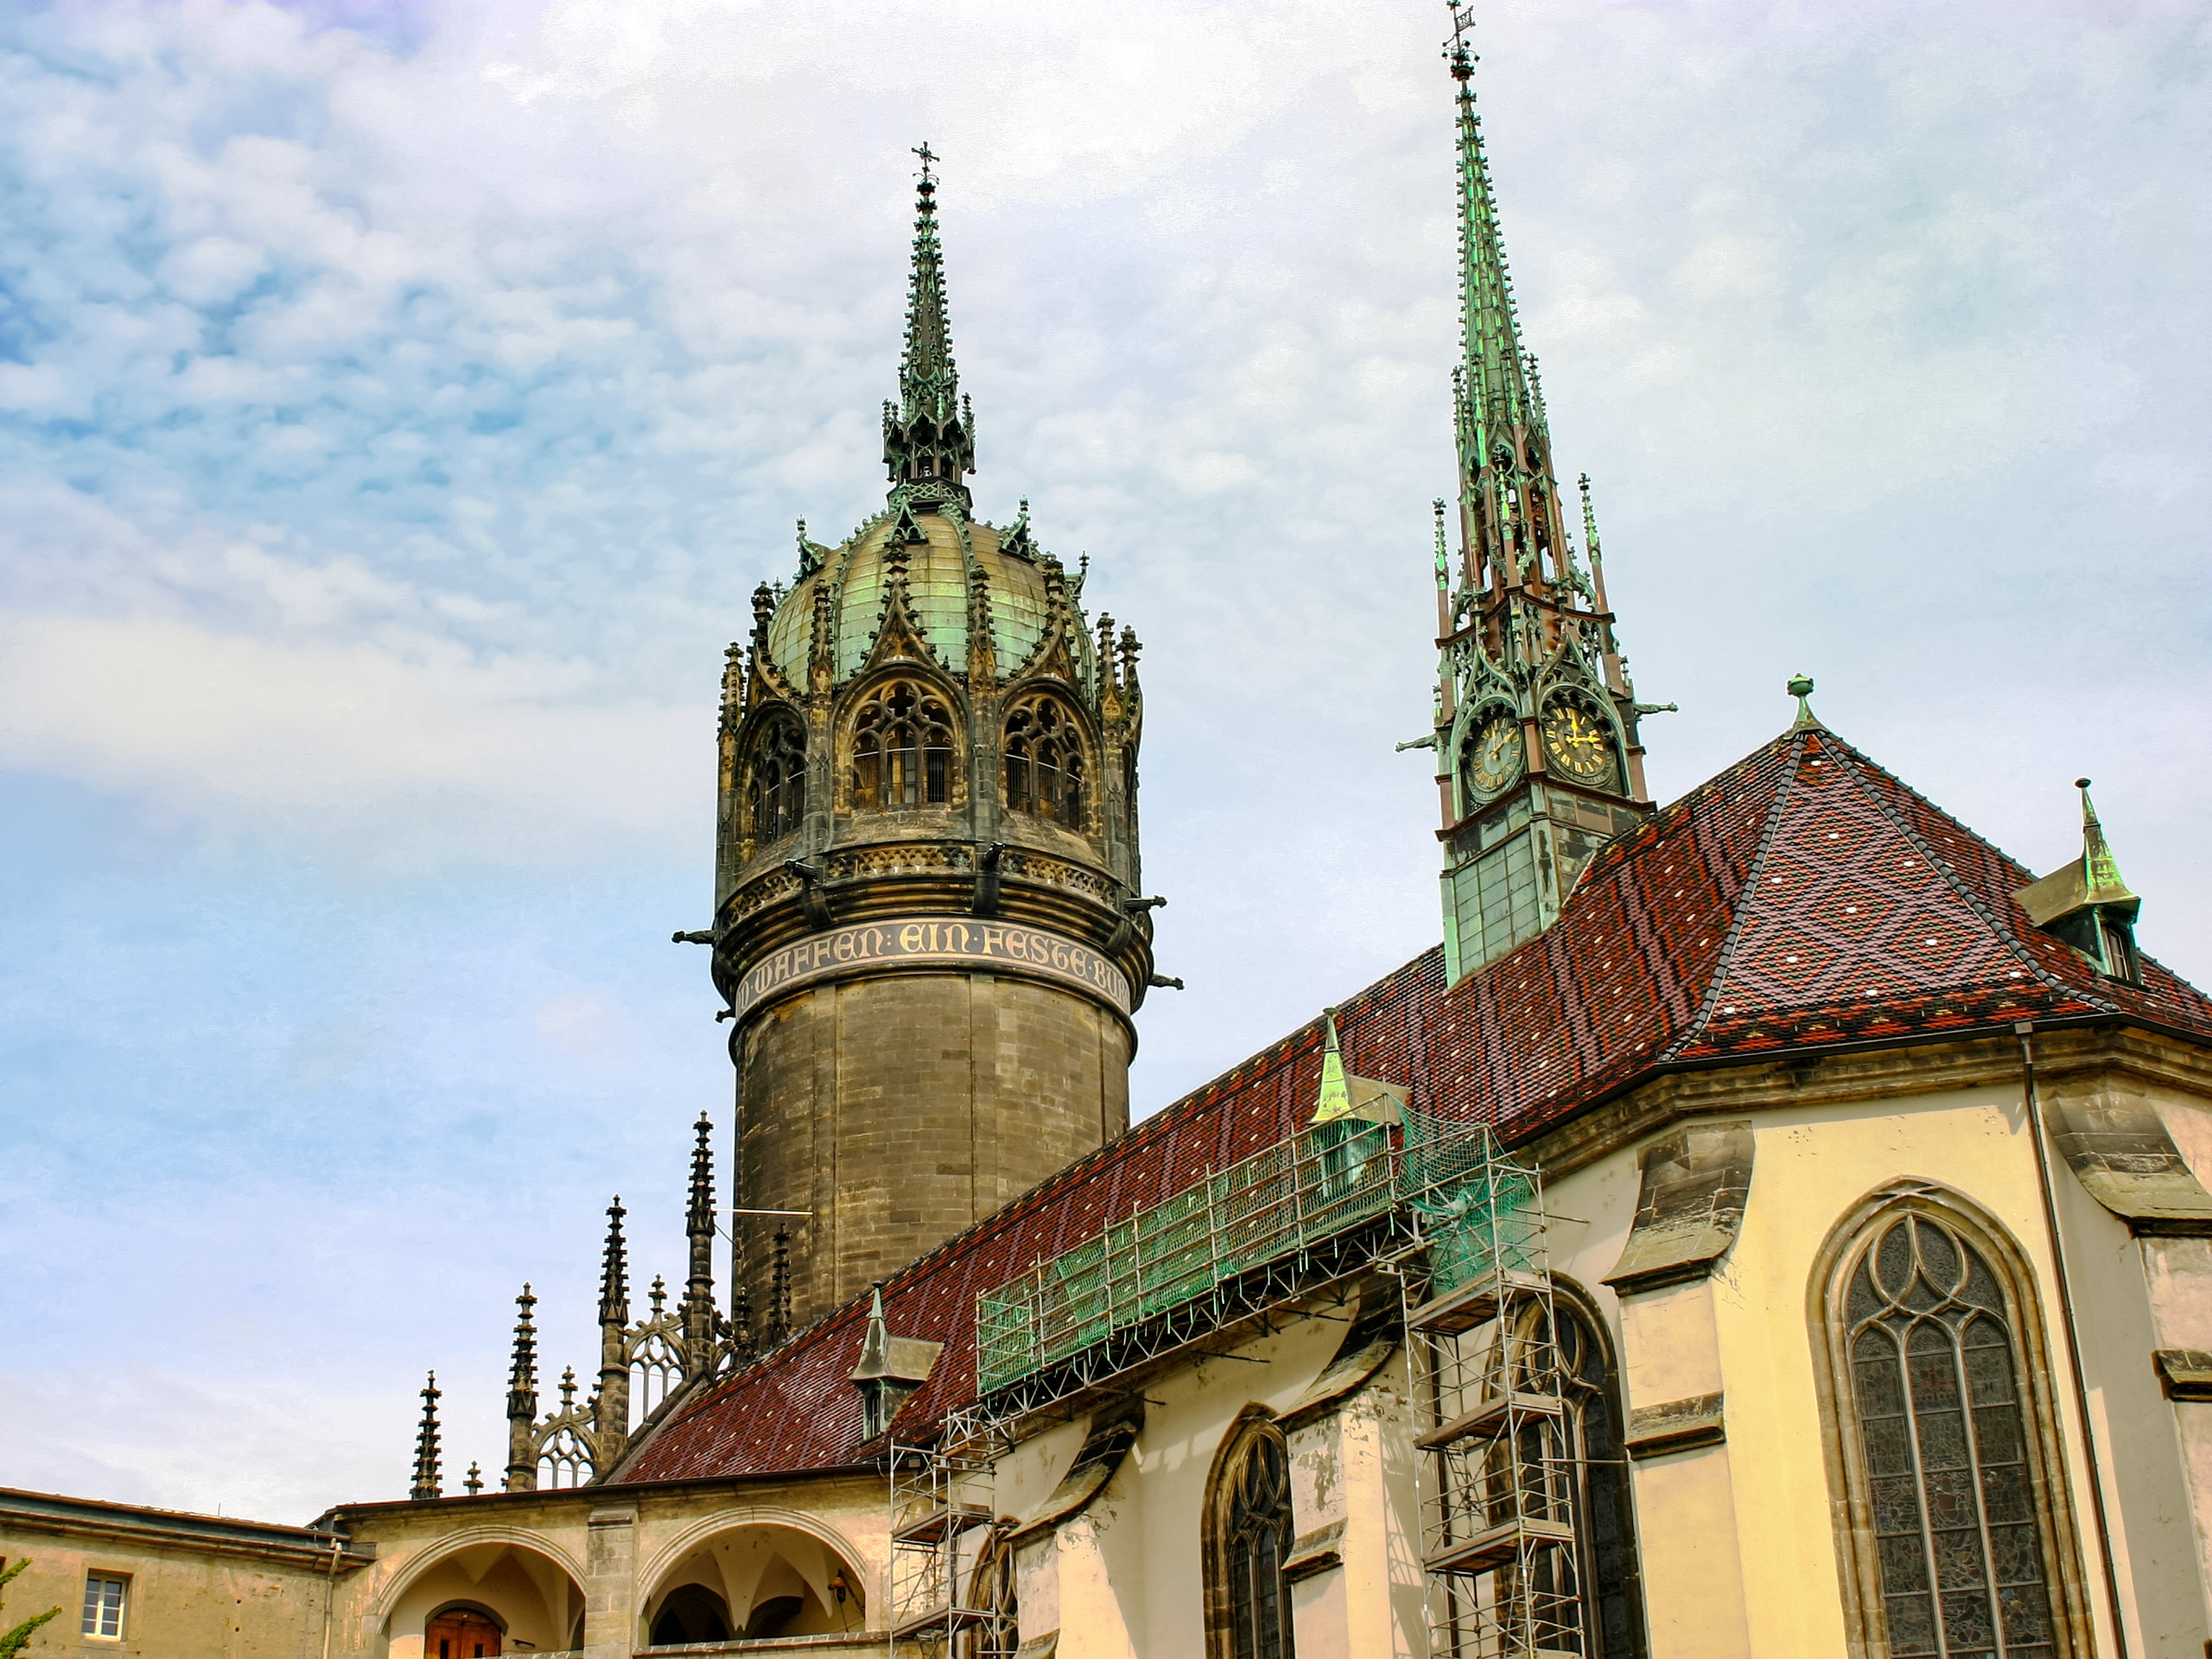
852, 680, 956, 809
746, 718, 806, 842
1818, 1194, 2088, 1659
1004, 695, 1085, 827
1205, 1413, 1295, 1659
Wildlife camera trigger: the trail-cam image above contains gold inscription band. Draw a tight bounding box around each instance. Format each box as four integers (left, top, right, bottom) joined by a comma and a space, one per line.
729, 915, 1133, 1021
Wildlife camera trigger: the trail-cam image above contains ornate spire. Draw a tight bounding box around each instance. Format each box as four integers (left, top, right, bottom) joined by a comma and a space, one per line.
504, 1284, 540, 1493
595, 1196, 632, 1465
598, 1197, 629, 1326
1421, 3, 1659, 988
769, 1225, 794, 1346
410, 1371, 442, 1502
882, 143, 976, 505
1447, 6, 1537, 471
683, 1113, 718, 1380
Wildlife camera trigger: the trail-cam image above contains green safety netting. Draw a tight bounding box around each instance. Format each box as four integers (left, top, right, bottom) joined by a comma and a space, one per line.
975, 1111, 1539, 1395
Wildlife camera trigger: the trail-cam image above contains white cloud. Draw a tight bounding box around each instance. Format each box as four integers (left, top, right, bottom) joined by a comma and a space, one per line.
0, 611, 702, 867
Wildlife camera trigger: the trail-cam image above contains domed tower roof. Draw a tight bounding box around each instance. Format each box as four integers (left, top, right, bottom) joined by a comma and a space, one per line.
759, 505, 1096, 696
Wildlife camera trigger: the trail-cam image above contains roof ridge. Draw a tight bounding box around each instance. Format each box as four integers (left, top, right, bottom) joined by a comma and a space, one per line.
1821, 731, 2118, 1017
1658, 729, 1808, 1063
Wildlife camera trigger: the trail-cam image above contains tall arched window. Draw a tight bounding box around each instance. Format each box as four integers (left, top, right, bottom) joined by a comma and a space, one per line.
1004, 696, 1085, 827
1205, 1413, 1295, 1659
1816, 1190, 2088, 1659
747, 718, 806, 842
852, 680, 956, 809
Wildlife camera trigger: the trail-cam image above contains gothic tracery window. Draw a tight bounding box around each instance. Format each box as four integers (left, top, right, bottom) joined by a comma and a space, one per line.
1003, 695, 1085, 827
1821, 1198, 2082, 1659
852, 680, 956, 809
747, 718, 806, 842
1844, 1214, 2060, 1658
1206, 1414, 1296, 1659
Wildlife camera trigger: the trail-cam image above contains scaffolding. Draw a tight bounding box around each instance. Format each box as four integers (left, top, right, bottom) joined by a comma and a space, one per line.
1401, 1133, 1585, 1659
976, 1116, 1405, 1403
887, 1408, 1014, 1658
963, 1106, 1581, 1657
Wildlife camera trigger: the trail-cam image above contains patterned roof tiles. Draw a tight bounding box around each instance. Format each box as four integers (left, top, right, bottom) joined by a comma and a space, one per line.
612, 724, 2211, 1484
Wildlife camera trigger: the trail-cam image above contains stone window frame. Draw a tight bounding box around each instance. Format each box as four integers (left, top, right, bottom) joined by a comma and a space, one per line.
743, 713, 808, 845
842, 672, 965, 814
1001, 690, 1092, 833
1203, 1407, 1298, 1659
1807, 1180, 2096, 1659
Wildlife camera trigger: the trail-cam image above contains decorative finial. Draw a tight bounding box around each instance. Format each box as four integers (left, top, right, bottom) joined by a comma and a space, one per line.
410, 1370, 442, 1501
913, 140, 937, 187
1787, 673, 1822, 731
463, 1461, 483, 1497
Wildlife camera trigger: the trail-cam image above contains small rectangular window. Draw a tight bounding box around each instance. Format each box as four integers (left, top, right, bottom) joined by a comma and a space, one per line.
81, 1572, 128, 1639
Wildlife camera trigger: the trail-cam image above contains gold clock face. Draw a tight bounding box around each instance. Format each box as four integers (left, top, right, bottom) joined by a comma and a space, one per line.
1465, 713, 1524, 798
1541, 699, 1616, 785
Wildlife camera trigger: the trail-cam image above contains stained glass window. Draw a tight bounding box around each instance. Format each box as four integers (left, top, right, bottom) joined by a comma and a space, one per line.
1846, 1214, 2057, 1659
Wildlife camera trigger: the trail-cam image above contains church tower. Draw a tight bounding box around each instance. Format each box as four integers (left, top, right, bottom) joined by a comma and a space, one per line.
1427, 8, 1660, 982
701, 151, 1155, 1332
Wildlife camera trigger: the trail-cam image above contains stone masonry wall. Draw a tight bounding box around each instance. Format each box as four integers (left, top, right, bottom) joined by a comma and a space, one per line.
737, 970, 1131, 1328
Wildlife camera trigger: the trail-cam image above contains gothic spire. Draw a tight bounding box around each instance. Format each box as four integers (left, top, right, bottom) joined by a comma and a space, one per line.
882, 143, 976, 505
410, 1371, 442, 1501
504, 1284, 540, 1494
682, 1113, 718, 1379
1447, 5, 1537, 468
598, 1197, 629, 1327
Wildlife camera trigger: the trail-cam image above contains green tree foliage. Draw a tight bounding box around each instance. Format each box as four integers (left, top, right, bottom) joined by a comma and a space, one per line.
0, 1557, 61, 1656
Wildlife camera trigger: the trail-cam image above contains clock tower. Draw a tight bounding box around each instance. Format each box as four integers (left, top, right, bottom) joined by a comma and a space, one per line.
1424, 8, 1660, 983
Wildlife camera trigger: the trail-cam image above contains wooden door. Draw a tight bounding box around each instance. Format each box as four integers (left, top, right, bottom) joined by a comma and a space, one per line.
423, 1608, 503, 1659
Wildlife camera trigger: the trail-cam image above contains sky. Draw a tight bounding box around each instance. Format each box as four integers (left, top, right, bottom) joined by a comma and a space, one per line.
3, 0, 2207, 1524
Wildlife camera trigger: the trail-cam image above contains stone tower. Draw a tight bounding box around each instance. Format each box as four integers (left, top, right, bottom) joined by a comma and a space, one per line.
1424, 9, 1662, 983
703, 152, 1155, 1332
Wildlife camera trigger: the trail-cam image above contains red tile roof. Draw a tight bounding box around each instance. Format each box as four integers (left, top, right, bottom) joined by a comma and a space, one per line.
613, 724, 2211, 1484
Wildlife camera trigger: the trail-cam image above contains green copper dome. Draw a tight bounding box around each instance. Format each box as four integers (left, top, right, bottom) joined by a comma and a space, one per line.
761, 509, 1089, 691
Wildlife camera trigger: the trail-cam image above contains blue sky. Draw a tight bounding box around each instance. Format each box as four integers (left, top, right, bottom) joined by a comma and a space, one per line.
3, 0, 2207, 1521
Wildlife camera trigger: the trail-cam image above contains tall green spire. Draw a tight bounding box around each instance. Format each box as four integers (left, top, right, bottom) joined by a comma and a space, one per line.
1422, 3, 1660, 987
1448, 6, 1537, 470
882, 143, 976, 505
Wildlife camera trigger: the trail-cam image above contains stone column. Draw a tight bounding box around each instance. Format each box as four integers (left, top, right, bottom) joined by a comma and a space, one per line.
582, 1503, 639, 1659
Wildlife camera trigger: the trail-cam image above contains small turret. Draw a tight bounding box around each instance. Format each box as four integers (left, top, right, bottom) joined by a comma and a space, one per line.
2017, 779, 2143, 983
